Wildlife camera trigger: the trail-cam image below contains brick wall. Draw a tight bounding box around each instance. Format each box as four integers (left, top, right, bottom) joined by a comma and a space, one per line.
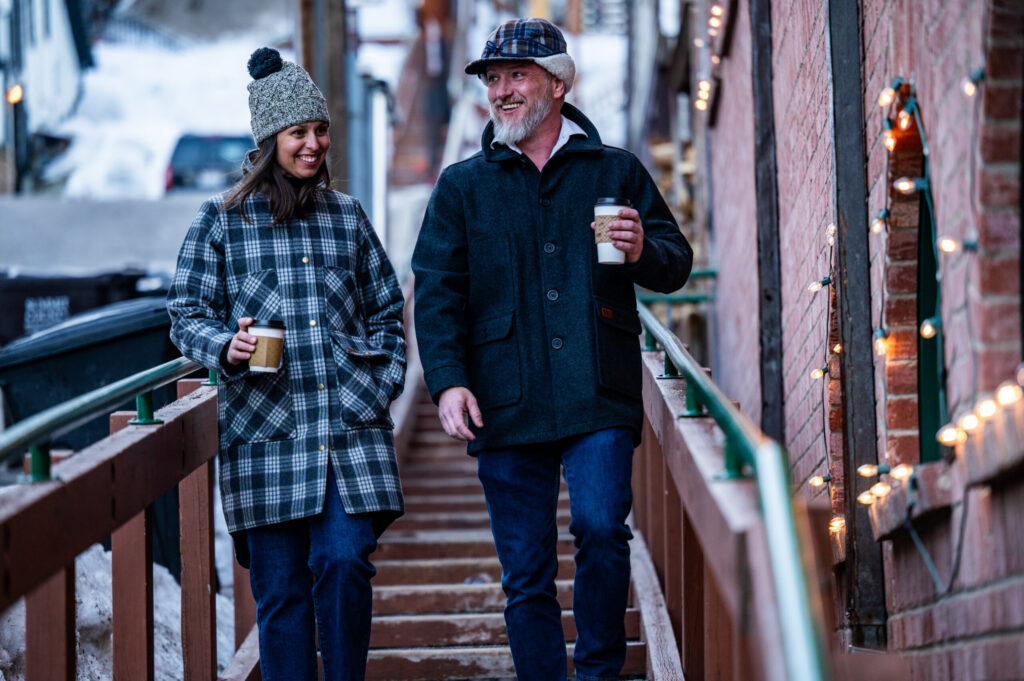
706, 0, 761, 427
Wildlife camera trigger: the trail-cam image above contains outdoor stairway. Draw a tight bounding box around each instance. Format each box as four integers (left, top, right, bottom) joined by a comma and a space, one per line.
365, 387, 653, 680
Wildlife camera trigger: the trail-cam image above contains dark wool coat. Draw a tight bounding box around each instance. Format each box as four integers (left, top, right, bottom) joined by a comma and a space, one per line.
167, 189, 405, 533
412, 103, 693, 454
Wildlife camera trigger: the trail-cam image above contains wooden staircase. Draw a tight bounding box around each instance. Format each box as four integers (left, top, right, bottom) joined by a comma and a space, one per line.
365, 387, 665, 680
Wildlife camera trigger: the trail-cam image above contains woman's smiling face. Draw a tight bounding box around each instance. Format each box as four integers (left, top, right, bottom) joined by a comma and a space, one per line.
275, 121, 330, 179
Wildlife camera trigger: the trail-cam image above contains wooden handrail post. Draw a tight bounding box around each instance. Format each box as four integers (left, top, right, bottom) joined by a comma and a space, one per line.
180, 460, 217, 681
25, 566, 75, 681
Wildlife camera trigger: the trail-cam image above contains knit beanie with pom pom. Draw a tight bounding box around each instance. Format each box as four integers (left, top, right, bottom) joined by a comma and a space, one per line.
246, 47, 330, 144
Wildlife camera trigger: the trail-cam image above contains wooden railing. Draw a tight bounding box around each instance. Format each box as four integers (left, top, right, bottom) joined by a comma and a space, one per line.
634, 302, 832, 681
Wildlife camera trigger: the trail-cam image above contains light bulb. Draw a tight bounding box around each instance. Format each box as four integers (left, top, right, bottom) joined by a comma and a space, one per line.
891, 463, 914, 480
829, 516, 846, 532
809, 475, 828, 487
870, 482, 891, 498
894, 176, 925, 194
833, 343, 843, 354
699, 79, 711, 91
884, 129, 897, 152
938, 237, 960, 253
857, 464, 879, 478
976, 398, 997, 419
857, 491, 876, 505
808, 277, 831, 293
874, 328, 888, 356
6, 84, 23, 105
694, 38, 705, 48
920, 317, 939, 339
709, 16, 722, 28
897, 109, 912, 130
810, 366, 828, 380
708, 27, 719, 37
711, 55, 721, 64
826, 223, 837, 237
937, 424, 967, 445
698, 89, 710, 100
877, 86, 896, 107
871, 208, 889, 234
997, 381, 1023, 406
961, 77, 977, 97
958, 411, 980, 432
694, 99, 708, 111
711, 4, 724, 16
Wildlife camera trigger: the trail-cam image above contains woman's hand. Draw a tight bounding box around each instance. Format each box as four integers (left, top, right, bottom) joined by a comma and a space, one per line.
226, 317, 257, 365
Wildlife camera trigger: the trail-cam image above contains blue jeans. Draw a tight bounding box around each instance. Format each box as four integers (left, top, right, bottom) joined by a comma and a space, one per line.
477, 427, 635, 681
246, 466, 380, 681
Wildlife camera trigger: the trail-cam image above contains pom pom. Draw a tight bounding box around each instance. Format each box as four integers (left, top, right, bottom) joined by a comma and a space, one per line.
248, 47, 283, 80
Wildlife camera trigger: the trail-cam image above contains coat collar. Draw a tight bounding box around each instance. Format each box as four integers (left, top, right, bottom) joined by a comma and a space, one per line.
481, 102, 604, 163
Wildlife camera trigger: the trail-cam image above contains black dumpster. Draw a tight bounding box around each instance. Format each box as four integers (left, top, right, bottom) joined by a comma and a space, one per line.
0, 295, 198, 581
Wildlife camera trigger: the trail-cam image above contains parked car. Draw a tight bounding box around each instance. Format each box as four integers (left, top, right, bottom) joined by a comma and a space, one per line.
165, 133, 252, 192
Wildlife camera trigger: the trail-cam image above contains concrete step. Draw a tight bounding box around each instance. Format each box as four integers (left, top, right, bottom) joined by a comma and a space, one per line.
372, 580, 574, 615
365, 640, 647, 681
369, 609, 641, 647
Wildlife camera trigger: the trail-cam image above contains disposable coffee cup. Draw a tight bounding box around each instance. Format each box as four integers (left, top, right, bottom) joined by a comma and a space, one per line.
247, 320, 285, 373
594, 197, 632, 265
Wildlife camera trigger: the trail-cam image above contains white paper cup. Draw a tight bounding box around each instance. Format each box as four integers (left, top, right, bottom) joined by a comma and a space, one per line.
248, 321, 285, 373
594, 198, 631, 265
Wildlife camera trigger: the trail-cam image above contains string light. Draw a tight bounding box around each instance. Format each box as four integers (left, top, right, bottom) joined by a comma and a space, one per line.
958, 411, 980, 433
937, 236, 978, 254
937, 424, 968, 445
708, 27, 719, 37
857, 490, 876, 505
857, 463, 886, 477
825, 223, 837, 246
832, 343, 843, 354
870, 481, 892, 498
961, 67, 984, 97
694, 99, 708, 111
871, 208, 889, 234
698, 89, 710, 101
711, 4, 724, 16
807, 276, 832, 293
810, 365, 829, 380
874, 328, 889, 356
976, 397, 997, 419
894, 176, 929, 194
711, 55, 721, 64
920, 316, 940, 339
877, 78, 903, 107
694, 38, 705, 48
829, 516, 846, 532
709, 16, 722, 28
809, 474, 831, 487
891, 463, 914, 480
883, 118, 897, 152
5, 84, 22, 105
997, 381, 1023, 406
699, 79, 711, 92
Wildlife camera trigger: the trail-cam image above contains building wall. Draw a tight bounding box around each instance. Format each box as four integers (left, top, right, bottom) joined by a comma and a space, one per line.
707, 0, 761, 429
21, 0, 82, 131
699, 0, 1023, 676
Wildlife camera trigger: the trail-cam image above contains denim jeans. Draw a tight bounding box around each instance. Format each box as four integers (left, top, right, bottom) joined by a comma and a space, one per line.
246, 465, 380, 681
477, 427, 635, 681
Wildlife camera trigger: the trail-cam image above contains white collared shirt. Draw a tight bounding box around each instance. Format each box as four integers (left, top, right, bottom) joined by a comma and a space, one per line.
491, 114, 589, 160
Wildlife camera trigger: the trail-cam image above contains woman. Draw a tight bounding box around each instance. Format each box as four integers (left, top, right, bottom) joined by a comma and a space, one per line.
167, 47, 405, 681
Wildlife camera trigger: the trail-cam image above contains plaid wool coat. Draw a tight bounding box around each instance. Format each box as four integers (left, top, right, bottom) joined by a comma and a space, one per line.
167, 189, 405, 534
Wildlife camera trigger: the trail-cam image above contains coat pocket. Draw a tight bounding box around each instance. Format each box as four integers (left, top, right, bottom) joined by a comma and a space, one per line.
329, 331, 395, 427
467, 312, 521, 409
593, 298, 643, 398
219, 369, 297, 446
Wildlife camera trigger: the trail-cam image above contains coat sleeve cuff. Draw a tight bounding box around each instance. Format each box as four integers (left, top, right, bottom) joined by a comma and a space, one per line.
423, 365, 469, 405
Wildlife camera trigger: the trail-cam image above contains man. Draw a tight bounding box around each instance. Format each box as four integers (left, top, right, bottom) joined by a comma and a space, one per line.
412, 17, 692, 681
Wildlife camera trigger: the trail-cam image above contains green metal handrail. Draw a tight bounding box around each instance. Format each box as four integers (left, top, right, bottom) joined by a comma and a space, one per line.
638, 301, 830, 681
0, 357, 203, 480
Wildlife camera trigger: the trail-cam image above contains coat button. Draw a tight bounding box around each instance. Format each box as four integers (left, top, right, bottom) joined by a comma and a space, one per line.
318, 445, 325, 451
309, 320, 317, 327
551, 337, 563, 350
544, 242, 556, 254
546, 289, 559, 301
540, 198, 551, 207
318, 383, 325, 390
302, 256, 310, 264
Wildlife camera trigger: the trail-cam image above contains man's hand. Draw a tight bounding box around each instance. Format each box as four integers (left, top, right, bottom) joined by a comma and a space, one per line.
438, 386, 484, 441
592, 207, 645, 264
226, 317, 256, 365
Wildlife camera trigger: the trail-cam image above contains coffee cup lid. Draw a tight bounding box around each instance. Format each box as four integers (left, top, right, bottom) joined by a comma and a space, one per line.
595, 197, 631, 207
249, 320, 285, 329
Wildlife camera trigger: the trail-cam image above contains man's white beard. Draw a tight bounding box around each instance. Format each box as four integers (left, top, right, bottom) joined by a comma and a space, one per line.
490, 83, 555, 146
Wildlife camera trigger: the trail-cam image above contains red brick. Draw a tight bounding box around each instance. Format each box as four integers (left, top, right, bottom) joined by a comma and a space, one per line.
978, 208, 1020, 250
977, 348, 1023, 392
984, 46, 1024, 80
887, 433, 921, 464
890, 328, 920, 360
978, 167, 1020, 207
976, 256, 1020, 295
885, 296, 917, 327
828, 404, 843, 431
888, 229, 920, 261
886, 261, 919, 294
981, 84, 1023, 121
886, 360, 918, 395
970, 300, 1022, 345
887, 396, 919, 430
979, 123, 1021, 164
889, 199, 922, 231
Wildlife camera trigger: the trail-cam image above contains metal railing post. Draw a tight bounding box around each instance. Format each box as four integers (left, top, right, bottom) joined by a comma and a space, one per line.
29, 442, 50, 482
202, 369, 217, 386
129, 391, 163, 426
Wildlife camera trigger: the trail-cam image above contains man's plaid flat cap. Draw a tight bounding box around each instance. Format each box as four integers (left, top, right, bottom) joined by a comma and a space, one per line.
465, 17, 577, 91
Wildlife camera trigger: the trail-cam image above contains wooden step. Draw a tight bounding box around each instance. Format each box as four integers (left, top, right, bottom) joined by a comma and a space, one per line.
404, 493, 571, 513
369, 609, 641, 647
374, 556, 575, 586
365, 640, 647, 681
375, 531, 576, 560
391, 509, 574, 531
372, 580, 574, 615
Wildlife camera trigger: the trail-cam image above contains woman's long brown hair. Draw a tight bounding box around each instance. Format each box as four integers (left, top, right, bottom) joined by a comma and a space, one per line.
224, 134, 332, 225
